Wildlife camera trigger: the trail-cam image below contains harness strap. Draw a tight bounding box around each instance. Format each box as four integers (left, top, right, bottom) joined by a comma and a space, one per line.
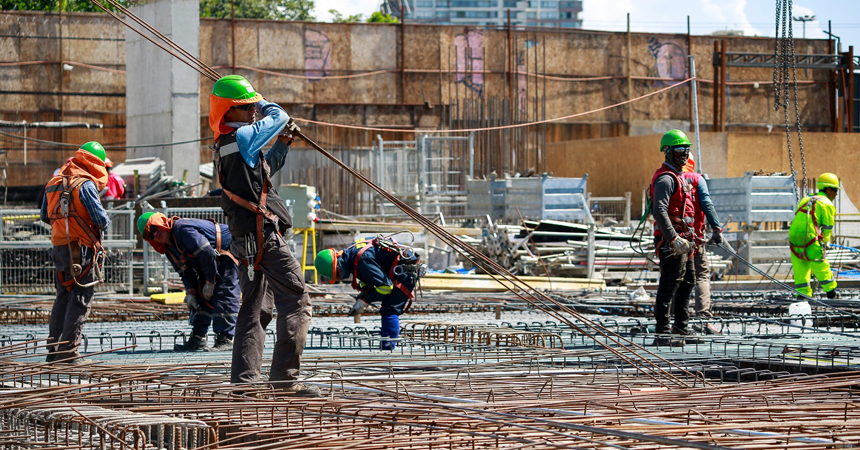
792, 197, 826, 262
352, 242, 373, 291
212, 221, 240, 266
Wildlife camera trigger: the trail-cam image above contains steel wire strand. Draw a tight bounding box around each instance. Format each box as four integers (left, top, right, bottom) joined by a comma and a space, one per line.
101, 0, 222, 81
92, 3, 694, 387
88, 0, 220, 82
297, 131, 697, 388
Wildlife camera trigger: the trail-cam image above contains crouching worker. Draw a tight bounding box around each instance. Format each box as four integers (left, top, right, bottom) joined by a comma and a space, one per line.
139, 212, 240, 351
315, 236, 426, 350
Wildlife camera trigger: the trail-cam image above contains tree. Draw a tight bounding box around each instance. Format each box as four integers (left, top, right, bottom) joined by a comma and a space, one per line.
329, 8, 362, 23
1, 0, 317, 20
366, 11, 398, 24
0, 0, 130, 13
199, 0, 315, 20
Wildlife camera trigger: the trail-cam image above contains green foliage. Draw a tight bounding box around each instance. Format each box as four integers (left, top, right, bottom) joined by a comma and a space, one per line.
0, 0, 316, 20
366, 11, 398, 23
328, 8, 362, 23
200, 0, 315, 20
0, 0, 130, 13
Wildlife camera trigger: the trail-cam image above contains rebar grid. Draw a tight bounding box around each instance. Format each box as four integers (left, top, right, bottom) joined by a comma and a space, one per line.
1, 334, 860, 450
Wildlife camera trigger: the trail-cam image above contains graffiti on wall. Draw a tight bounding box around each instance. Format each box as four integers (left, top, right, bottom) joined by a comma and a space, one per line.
517, 40, 540, 112
305, 29, 331, 78
648, 37, 687, 86
454, 29, 484, 94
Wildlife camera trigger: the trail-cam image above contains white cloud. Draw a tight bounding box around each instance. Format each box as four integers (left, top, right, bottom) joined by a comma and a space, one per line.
791, 4, 823, 39
315, 0, 381, 22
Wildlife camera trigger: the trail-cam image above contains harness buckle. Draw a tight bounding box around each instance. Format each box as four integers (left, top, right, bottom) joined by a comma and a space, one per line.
245, 233, 257, 281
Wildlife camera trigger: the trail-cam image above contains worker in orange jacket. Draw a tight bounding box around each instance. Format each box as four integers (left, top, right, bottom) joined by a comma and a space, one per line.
40, 142, 111, 364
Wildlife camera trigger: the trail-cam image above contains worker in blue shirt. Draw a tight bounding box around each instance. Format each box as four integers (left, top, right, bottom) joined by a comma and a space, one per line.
210, 75, 317, 397
315, 236, 425, 350
138, 212, 240, 351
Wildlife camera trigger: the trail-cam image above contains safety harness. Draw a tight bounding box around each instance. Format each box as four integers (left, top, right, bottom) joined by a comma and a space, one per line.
49, 176, 106, 290
649, 170, 696, 256
214, 141, 279, 281
350, 236, 422, 311
790, 196, 827, 262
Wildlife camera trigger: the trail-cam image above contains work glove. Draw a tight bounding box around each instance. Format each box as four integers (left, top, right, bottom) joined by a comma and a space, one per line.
670, 236, 692, 256
202, 281, 216, 300
185, 294, 199, 312
710, 228, 723, 245
347, 298, 369, 317
285, 118, 301, 135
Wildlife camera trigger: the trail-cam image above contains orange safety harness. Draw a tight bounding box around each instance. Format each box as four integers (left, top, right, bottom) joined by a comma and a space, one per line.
49, 176, 106, 291
790, 196, 827, 262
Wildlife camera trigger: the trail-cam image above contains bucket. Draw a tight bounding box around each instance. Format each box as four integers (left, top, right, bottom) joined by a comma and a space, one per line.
788, 301, 811, 327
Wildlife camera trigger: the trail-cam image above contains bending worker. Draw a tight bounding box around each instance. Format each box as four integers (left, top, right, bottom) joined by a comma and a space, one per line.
103, 158, 126, 200
789, 173, 840, 299
315, 235, 424, 350
210, 75, 318, 397
138, 212, 240, 351
681, 157, 723, 333
650, 130, 696, 345
40, 142, 110, 364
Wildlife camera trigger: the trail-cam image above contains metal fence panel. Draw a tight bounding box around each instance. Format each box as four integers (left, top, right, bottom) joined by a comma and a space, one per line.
709, 175, 797, 223
375, 136, 421, 215
420, 134, 473, 216
0, 209, 135, 294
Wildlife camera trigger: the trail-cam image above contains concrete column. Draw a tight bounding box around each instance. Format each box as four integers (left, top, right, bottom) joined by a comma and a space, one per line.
125, 0, 200, 187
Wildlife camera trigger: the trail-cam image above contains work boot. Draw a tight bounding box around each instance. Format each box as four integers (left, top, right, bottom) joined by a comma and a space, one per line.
174, 334, 209, 352
208, 333, 233, 352
285, 382, 321, 398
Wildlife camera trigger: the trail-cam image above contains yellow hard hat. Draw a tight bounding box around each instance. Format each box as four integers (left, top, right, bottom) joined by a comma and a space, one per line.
817, 173, 839, 191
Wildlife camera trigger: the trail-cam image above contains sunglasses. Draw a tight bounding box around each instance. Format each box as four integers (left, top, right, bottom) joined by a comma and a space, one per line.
671, 145, 691, 153
233, 103, 255, 111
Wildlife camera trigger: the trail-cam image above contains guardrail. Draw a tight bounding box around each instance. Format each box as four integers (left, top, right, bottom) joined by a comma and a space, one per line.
0, 209, 136, 294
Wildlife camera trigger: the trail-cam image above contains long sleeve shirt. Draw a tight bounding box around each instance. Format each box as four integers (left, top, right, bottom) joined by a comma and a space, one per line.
234, 100, 291, 173
40, 180, 111, 230
652, 171, 679, 242
164, 219, 232, 291
336, 241, 418, 305
695, 177, 722, 230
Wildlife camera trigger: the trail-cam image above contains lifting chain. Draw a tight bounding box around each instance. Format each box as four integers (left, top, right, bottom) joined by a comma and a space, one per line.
773, 0, 808, 200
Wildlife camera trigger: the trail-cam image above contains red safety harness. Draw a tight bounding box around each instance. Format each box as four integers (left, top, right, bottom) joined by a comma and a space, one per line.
351, 238, 417, 311
790, 196, 826, 262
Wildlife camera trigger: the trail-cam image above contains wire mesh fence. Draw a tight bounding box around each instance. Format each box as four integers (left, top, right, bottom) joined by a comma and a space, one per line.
0, 209, 135, 294
588, 193, 632, 227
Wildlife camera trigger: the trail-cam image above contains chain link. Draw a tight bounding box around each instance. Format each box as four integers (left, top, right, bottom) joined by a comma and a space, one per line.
773, 0, 807, 201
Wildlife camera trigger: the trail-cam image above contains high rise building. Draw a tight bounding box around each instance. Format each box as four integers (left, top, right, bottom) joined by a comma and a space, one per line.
381, 0, 582, 28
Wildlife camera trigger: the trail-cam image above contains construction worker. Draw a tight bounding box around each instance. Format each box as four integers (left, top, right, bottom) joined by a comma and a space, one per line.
103, 158, 126, 200
789, 173, 839, 299
315, 236, 425, 350
209, 75, 318, 397
138, 212, 240, 352
40, 142, 110, 364
650, 130, 696, 346
681, 157, 723, 334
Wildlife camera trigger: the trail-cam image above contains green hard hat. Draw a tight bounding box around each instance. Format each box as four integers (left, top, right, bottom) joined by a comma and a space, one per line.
315, 248, 339, 283
80, 141, 106, 162
212, 75, 259, 100
660, 130, 692, 152
137, 212, 155, 235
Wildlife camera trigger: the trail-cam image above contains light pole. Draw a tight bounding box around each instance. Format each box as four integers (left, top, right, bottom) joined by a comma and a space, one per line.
793, 14, 816, 39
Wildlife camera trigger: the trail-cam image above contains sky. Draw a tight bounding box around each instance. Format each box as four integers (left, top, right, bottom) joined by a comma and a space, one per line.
313, 0, 860, 50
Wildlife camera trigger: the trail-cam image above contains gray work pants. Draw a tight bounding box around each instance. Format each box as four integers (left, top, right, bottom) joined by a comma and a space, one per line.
693, 244, 712, 317
47, 245, 94, 362
229, 225, 312, 384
